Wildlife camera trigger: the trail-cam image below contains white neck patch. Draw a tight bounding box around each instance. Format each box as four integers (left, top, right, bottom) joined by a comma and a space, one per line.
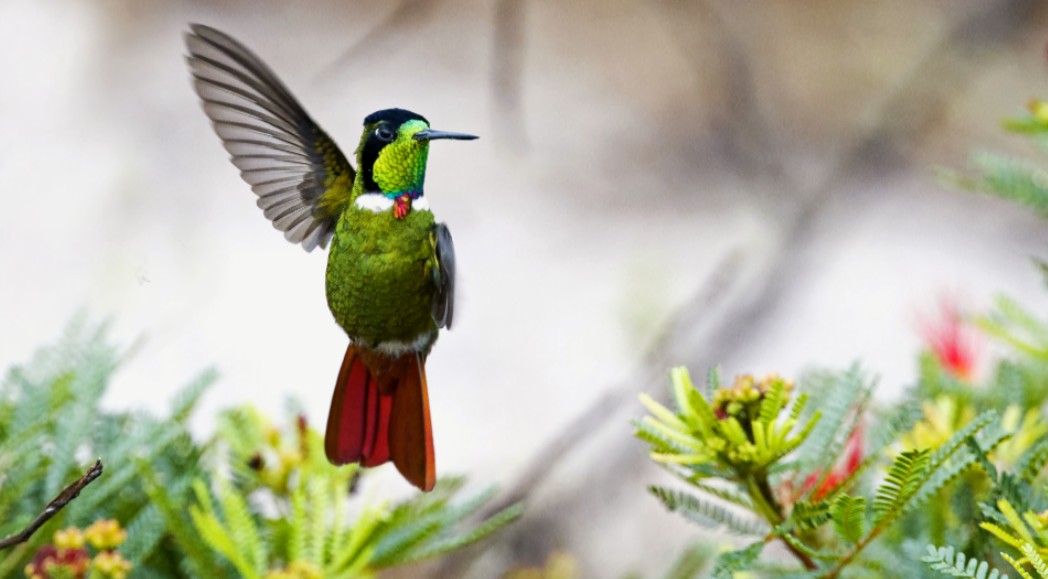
353, 194, 430, 213
354, 194, 394, 212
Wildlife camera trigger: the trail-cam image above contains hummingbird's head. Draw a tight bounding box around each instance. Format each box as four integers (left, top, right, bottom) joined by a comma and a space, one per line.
356, 108, 477, 219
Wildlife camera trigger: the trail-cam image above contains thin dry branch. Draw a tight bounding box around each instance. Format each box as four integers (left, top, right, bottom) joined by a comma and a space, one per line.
0, 459, 104, 551
317, 0, 443, 82
492, 0, 528, 150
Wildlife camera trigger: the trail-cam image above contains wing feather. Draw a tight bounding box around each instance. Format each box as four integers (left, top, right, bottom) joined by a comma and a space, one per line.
432, 223, 456, 329
186, 24, 355, 252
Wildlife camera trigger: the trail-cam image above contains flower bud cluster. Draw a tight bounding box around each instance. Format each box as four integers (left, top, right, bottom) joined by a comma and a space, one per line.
712, 373, 794, 422
25, 520, 131, 579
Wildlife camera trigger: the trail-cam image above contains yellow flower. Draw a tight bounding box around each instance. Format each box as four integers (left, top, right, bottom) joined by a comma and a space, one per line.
994, 405, 1048, 465
898, 395, 975, 451
92, 551, 133, 579
84, 519, 127, 550
53, 526, 84, 550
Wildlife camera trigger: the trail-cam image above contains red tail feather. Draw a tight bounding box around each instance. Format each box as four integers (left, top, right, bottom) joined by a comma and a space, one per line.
325, 344, 435, 491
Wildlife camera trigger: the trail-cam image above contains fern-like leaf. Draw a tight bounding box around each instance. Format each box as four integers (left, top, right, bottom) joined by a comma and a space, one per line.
692, 482, 753, 510
119, 504, 167, 565
711, 542, 765, 579
169, 368, 217, 423
663, 543, 714, 579
872, 448, 931, 526
922, 544, 1008, 579
1017, 439, 1048, 483
794, 365, 870, 478
789, 500, 832, 531
212, 478, 267, 573
970, 151, 1048, 219
830, 495, 866, 545
1021, 542, 1048, 578
649, 486, 767, 536
395, 502, 524, 565
1001, 551, 1038, 579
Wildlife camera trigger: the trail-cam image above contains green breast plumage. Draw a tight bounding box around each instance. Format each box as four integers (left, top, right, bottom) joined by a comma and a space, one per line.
325, 202, 439, 350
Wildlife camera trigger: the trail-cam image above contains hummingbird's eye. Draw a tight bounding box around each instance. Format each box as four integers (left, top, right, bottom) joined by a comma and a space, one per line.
376, 126, 396, 142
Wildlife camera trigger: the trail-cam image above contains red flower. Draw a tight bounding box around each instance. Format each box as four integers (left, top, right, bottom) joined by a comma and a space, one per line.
918, 297, 980, 381
801, 422, 864, 501
25, 545, 90, 579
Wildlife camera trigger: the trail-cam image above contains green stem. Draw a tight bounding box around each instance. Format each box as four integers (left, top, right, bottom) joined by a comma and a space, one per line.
819, 527, 882, 579
745, 473, 817, 570
745, 475, 782, 525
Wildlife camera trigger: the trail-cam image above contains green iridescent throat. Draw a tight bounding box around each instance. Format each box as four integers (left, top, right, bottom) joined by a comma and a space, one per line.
370, 119, 430, 198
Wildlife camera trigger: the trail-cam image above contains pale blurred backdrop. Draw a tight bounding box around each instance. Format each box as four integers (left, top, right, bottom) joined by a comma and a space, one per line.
3, 0, 1048, 576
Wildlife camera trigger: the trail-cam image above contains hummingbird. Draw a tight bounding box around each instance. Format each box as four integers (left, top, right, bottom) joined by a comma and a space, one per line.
185, 24, 476, 491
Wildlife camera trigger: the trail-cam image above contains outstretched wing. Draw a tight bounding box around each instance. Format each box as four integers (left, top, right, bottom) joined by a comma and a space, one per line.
185, 24, 355, 252
432, 223, 456, 329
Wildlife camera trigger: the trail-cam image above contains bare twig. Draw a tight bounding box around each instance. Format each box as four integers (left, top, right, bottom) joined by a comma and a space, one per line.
0, 459, 104, 551
317, 0, 444, 82
492, 0, 529, 150
479, 247, 747, 519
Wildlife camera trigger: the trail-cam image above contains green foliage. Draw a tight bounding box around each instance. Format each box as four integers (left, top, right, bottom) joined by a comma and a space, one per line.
922, 545, 1007, 578
946, 99, 1048, 219
872, 448, 931, 526
636, 89, 1048, 578
661, 543, 715, 579
710, 541, 764, 579
647, 486, 767, 536
830, 495, 866, 545
638, 358, 1034, 576
0, 316, 210, 576
0, 318, 520, 578
637, 369, 819, 479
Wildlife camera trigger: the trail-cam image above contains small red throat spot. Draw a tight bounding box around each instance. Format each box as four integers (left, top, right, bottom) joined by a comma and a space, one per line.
393, 195, 411, 219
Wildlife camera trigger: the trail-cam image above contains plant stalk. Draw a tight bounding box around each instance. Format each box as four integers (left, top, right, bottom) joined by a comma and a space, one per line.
746, 473, 817, 570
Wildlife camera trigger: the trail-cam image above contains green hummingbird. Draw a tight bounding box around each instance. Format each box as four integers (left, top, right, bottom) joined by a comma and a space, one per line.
185, 24, 476, 491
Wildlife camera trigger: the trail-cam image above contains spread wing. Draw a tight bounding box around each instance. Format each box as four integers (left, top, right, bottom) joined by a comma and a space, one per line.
185, 24, 355, 252
432, 223, 456, 329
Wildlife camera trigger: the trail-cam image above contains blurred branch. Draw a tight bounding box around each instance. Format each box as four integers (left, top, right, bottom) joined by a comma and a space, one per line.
317, 0, 443, 81
443, 0, 1041, 573
482, 246, 746, 514
660, 0, 789, 190
492, 0, 529, 150
0, 459, 104, 551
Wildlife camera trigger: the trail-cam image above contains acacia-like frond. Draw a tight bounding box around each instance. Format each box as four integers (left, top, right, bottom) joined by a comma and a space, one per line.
790, 500, 832, 531
710, 542, 765, 579
922, 545, 1008, 579
830, 495, 866, 545
872, 448, 931, 526
649, 486, 768, 536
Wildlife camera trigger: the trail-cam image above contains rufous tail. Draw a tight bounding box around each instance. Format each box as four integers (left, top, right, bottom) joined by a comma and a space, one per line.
325, 344, 435, 491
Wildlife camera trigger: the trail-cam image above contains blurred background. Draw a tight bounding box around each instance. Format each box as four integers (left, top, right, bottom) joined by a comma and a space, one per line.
3, 0, 1048, 575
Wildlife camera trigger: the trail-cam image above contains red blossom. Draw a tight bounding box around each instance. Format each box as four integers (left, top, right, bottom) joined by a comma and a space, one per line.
26, 545, 90, 578
918, 297, 980, 381
800, 422, 864, 501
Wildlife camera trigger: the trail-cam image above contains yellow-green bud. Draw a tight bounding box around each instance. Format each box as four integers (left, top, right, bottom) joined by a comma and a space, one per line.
53, 527, 84, 550
85, 519, 127, 550
92, 551, 133, 579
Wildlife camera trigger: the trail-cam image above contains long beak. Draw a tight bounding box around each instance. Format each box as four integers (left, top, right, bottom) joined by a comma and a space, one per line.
413, 129, 478, 141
